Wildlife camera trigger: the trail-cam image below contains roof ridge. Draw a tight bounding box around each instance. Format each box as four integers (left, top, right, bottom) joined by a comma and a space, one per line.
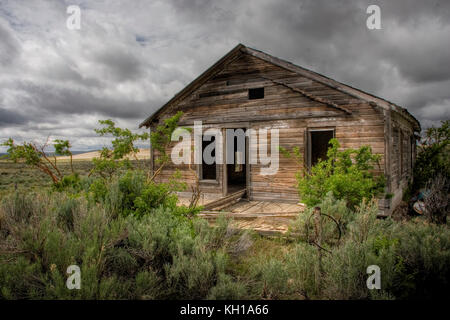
140, 43, 420, 131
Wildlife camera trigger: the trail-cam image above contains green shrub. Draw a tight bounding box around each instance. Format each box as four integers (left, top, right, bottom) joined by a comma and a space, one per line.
389, 220, 450, 299
252, 258, 289, 299
53, 173, 83, 193
295, 139, 385, 209
54, 195, 78, 231
412, 120, 449, 191
289, 192, 352, 245
0, 191, 249, 300
285, 243, 321, 299
207, 274, 247, 300
86, 170, 193, 219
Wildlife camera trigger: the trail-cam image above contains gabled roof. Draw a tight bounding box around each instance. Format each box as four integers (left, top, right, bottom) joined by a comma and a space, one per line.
140, 44, 420, 131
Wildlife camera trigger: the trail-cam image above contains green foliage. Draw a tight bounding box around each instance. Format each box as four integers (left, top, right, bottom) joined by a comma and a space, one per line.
293, 139, 385, 209
1, 138, 78, 188
54, 139, 75, 174
253, 196, 450, 300
255, 259, 289, 299
207, 273, 247, 300
0, 191, 248, 300
412, 120, 450, 190
150, 111, 184, 165
289, 192, 352, 245
53, 173, 83, 193
1, 138, 60, 184
1, 118, 449, 301
86, 170, 196, 219
0, 185, 449, 300
389, 220, 450, 299
53, 140, 72, 157
90, 112, 184, 181
2, 138, 41, 165
95, 120, 149, 160
90, 119, 149, 178
90, 156, 125, 180
300, 199, 449, 300
423, 119, 450, 146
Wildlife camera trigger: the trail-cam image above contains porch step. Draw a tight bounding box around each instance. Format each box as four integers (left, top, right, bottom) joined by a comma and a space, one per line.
202, 189, 247, 211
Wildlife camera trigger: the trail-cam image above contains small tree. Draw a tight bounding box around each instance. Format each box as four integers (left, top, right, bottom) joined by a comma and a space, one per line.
90, 112, 184, 182
90, 120, 150, 179
54, 139, 74, 174
413, 120, 449, 191
1, 138, 74, 185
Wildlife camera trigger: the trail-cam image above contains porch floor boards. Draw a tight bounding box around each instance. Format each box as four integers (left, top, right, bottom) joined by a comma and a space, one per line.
177, 196, 307, 235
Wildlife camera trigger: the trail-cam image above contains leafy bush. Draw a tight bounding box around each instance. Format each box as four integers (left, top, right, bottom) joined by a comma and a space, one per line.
53, 173, 83, 193
285, 139, 385, 209
86, 170, 191, 218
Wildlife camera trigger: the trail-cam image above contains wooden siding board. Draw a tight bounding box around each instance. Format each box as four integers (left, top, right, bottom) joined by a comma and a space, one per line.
151, 53, 391, 203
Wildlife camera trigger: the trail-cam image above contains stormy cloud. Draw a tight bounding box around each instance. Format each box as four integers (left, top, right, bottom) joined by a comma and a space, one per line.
0, 0, 449, 151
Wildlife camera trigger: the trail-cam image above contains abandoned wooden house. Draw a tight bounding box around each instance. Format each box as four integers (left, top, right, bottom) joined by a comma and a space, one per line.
140, 44, 420, 216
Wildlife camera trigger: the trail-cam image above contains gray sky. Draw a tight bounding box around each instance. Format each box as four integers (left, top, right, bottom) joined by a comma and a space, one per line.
1, 0, 449, 152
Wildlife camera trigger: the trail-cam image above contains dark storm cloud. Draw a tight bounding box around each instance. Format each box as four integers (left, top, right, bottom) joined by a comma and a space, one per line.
0, 108, 26, 126
0, 0, 449, 151
9, 80, 163, 120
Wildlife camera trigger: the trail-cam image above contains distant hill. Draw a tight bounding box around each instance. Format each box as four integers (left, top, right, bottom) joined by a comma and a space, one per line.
57, 148, 150, 161
1, 150, 96, 157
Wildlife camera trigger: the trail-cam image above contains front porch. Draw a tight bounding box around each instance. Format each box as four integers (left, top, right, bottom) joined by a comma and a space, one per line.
178, 192, 306, 235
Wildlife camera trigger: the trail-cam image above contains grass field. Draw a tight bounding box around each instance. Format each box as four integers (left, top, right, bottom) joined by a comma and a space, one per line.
0, 158, 151, 196
0, 150, 448, 300
0, 160, 92, 194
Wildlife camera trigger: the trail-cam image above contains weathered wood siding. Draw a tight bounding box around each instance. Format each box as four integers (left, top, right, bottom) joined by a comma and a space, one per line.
388, 111, 416, 211
151, 53, 387, 203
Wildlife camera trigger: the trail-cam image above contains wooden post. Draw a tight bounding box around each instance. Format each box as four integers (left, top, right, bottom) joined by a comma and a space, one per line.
313, 206, 323, 291
313, 206, 322, 247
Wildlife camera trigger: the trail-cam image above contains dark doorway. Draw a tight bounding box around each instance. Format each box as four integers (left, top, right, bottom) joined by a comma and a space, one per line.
309, 130, 334, 168
201, 135, 217, 180
227, 128, 247, 193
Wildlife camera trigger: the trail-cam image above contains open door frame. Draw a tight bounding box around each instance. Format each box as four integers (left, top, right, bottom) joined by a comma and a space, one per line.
221, 123, 250, 196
